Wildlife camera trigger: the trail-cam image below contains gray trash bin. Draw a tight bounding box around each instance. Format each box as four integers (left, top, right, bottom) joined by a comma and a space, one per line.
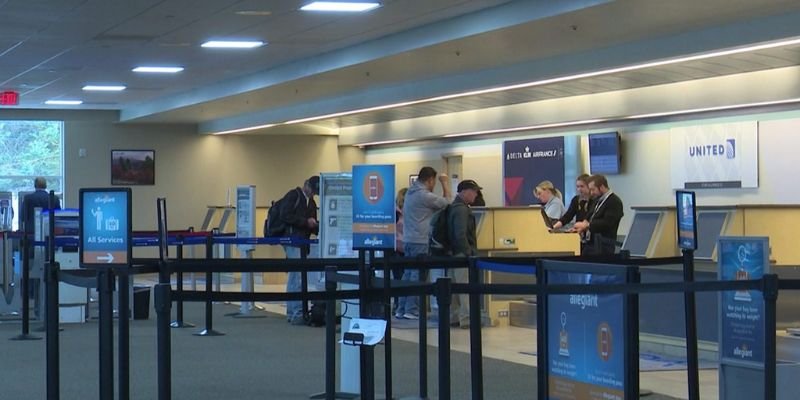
133, 285, 151, 320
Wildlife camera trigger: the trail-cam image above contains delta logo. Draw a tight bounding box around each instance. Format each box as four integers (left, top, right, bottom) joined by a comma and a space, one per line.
688, 138, 736, 159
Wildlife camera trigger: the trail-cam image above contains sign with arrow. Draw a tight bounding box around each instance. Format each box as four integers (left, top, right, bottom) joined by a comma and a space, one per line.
80, 188, 131, 267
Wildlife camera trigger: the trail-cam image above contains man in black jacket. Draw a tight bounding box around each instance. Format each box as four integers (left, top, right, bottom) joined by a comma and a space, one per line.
447, 179, 482, 328
22, 177, 61, 235
573, 175, 623, 256
280, 176, 319, 324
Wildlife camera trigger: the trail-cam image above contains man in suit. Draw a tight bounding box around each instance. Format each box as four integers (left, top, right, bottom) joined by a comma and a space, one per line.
22, 177, 61, 235
279, 175, 319, 325
573, 174, 623, 256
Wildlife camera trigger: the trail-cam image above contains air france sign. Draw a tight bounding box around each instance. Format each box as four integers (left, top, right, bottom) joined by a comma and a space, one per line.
80, 188, 131, 266
670, 121, 758, 189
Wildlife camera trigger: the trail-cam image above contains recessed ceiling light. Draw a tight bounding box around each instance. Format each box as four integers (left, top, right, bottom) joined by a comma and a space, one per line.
300, 2, 381, 12
82, 85, 126, 91
45, 99, 83, 105
201, 40, 265, 49
132, 66, 184, 73
235, 10, 273, 16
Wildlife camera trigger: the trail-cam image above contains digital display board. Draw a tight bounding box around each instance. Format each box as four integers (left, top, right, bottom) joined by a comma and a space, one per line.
676, 190, 698, 250
589, 132, 621, 174
80, 188, 131, 266
352, 164, 395, 250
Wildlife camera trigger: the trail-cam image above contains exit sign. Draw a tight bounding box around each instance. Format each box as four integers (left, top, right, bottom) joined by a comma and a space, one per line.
0, 91, 19, 106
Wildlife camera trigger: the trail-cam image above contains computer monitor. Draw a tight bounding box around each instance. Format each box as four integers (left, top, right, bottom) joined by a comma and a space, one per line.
588, 132, 621, 174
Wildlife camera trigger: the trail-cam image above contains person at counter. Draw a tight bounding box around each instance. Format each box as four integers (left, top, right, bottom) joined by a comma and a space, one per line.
552, 174, 591, 230
396, 166, 450, 320
572, 174, 623, 256
534, 180, 565, 220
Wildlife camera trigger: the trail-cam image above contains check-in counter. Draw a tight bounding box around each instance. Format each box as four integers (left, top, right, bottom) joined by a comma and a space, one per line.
474, 206, 580, 326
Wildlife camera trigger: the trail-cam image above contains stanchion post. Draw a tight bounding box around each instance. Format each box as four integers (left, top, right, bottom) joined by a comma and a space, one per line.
681, 249, 700, 400
435, 277, 452, 400
195, 234, 224, 336
325, 266, 337, 400
763, 273, 779, 400
155, 276, 172, 400
12, 231, 41, 341
382, 256, 393, 400
118, 270, 130, 400
98, 269, 115, 400
418, 260, 428, 400
358, 249, 375, 400
44, 247, 60, 400
301, 244, 310, 320
171, 234, 194, 328
535, 260, 547, 400
467, 257, 484, 400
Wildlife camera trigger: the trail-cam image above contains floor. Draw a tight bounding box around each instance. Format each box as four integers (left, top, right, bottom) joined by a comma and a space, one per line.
144, 276, 723, 400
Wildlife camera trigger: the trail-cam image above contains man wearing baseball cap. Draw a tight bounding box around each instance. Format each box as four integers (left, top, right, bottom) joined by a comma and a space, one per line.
447, 179, 483, 328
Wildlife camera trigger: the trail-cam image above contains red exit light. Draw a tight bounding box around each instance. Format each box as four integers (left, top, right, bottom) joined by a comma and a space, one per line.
0, 91, 19, 106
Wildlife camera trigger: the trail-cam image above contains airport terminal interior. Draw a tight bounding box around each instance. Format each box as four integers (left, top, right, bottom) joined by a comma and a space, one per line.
4, 0, 800, 399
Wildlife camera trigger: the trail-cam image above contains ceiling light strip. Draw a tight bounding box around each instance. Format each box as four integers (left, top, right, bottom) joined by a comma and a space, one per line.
212, 123, 276, 135
285, 36, 800, 126
301, 2, 381, 12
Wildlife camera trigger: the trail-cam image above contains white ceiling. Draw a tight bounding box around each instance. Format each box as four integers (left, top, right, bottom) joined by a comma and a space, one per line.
3, 0, 800, 135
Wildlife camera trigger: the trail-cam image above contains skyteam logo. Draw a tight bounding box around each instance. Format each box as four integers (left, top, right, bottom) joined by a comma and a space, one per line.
688, 138, 736, 159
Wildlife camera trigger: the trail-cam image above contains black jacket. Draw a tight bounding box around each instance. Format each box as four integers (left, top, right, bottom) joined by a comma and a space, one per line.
447, 195, 477, 257
558, 195, 591, 226
278, 187, 317, 238
585, 192, 623, 255
23, 189, 61, 233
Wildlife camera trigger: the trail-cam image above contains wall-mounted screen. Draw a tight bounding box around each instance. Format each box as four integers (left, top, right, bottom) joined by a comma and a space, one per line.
589, 132, 621, 174
676, 190, 697, 250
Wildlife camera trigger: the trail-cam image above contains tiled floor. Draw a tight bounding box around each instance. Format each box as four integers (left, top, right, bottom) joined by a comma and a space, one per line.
142, 277, 721, 400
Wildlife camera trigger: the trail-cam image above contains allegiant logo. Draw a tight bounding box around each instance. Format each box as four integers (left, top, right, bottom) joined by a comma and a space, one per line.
688, 138, 736, 159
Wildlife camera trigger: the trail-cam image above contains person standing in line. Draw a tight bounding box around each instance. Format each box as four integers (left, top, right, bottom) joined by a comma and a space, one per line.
573, 174, 624, 256
279, 176, 320, 325
552, 174, 592, 231
395, 167, 450, 320
447, 179, 483, 329
534, 180, 566, 220
22, 177, 61, 317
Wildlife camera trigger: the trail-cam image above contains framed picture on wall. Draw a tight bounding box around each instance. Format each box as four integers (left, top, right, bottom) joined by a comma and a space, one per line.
409, 174, 418, 187
111, 150, 155, 185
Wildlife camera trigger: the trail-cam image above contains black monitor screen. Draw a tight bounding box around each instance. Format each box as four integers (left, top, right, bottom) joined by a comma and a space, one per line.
676, 191, 697, 250
696, 211, 727, 259
589, 132, 621, 174
621, 212, 659, 257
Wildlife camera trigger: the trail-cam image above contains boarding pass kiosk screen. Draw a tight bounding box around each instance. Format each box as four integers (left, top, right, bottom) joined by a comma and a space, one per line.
80, 188, 132, 267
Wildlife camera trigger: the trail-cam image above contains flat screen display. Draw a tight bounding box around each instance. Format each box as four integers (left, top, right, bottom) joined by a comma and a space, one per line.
676, 190, 697, 250
589, 132, 621, 174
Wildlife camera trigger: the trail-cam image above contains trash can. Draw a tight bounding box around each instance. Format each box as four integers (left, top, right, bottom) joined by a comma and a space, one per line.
133, 285, 151, 320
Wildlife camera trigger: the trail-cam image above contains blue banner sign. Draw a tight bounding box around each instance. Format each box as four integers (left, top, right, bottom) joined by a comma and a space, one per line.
544, 262, 630, 400
80, 188, 132, 266
503, 136, 565, 206
352, 165, 395, 250
718, 236, 768, 365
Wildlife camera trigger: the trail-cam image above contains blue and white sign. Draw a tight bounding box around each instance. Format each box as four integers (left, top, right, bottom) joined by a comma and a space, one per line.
352, 165, 395, 250
503, 136, 565, 206
718, 236, 769, 366
544, 262, 631, 400
80, 188, 131, 266
670, 121, 758, 189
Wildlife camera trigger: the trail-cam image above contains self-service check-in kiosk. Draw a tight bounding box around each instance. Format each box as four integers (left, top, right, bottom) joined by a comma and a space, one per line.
37, 209, 88, 323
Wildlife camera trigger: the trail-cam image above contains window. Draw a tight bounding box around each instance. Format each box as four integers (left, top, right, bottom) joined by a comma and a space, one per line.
0, 120, 64, 230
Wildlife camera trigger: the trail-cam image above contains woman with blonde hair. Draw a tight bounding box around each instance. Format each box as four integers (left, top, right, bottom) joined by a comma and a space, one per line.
535, 180, 566, 220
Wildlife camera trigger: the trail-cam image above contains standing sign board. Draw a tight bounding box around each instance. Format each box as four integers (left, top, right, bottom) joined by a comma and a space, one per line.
80, 188, 132, 267
352, 165, 395, 250
676, 190, 698, 250
541, 260, 638, 400
236, 185, 256, 252
320, 173, 356, 258
718, 237, 769, 366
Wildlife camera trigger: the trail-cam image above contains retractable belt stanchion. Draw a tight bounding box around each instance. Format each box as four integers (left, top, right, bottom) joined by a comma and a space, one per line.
418, 261, 429, 400
45, 235, 60, 400
763, 274, 779, 400
118, 269, 131, 400
98, 269, 115, 400
381, 256, 393, 400
156, 260, 173, 400
435, 276, 452, 400
301, 244, 310, 319
682, 249, 700, 400
467, 257, 484, 400
325, 266, 337, 400
358, 249, 375, 400
194, 234, 224, 336
170, 234, 194, 328
12, 231, 41, 341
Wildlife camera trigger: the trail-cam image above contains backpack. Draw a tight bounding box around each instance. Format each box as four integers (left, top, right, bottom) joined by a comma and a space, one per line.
264, 188, 302, 237
428, 204, 451, 253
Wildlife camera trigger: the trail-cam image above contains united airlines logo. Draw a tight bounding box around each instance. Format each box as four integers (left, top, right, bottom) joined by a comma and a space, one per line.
688, 138, 736, 159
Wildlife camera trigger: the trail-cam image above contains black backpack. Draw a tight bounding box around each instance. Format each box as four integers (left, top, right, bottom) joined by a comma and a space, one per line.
264, 188, 302, 237
428, 204, 451, 253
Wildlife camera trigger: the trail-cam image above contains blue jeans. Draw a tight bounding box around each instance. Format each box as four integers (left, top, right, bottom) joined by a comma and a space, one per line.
395, 242, 429, 316
284, 245, 302, 320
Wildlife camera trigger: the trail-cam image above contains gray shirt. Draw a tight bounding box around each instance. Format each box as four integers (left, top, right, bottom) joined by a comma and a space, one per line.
544, 196, 566, 220
402, 180, 449, 244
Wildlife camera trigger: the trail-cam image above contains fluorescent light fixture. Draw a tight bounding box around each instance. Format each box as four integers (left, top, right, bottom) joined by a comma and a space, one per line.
443, 119, 609, 138
132, 66, 184, 73
212, 123, 276, 135
82, 85, 126, 91
301, 2, 380, 12
45, 99, 83, 105
625, 97, 800, 119
283, 36, 800, 126
201, 40, 265, 49
353, 138, 412, 147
